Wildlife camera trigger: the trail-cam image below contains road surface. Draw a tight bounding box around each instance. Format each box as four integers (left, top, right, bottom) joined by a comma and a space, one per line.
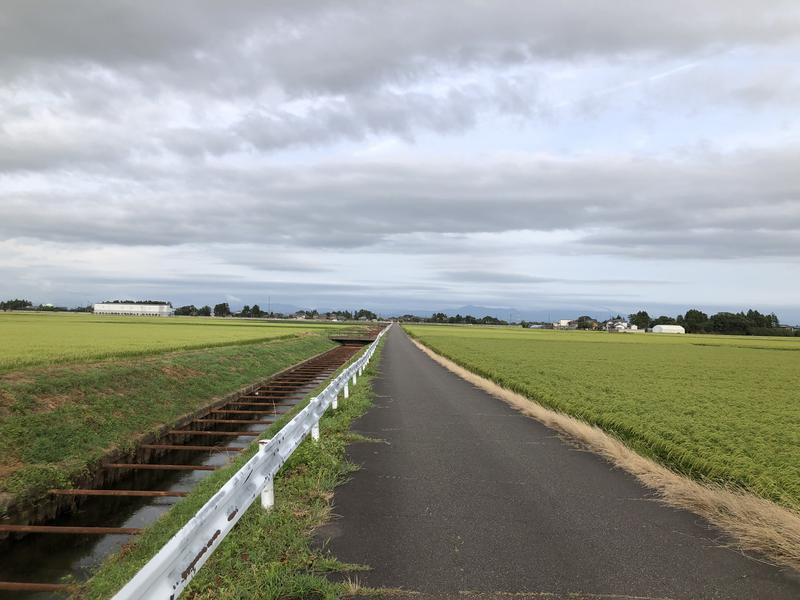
317, 326, 800, 599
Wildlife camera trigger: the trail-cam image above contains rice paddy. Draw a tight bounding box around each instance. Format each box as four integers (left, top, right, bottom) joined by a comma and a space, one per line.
0, 312, 347, 510
0, 334, 339, 512
0, 312, 339, 370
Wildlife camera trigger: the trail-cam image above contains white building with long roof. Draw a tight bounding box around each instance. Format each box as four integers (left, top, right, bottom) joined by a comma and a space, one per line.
93, 302, 174, 317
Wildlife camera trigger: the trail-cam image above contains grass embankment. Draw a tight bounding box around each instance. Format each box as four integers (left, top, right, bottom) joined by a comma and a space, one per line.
404, 325, 800, 511
0, 334, 337, 513
80, 342, 383, 600
0, 312, 339, 371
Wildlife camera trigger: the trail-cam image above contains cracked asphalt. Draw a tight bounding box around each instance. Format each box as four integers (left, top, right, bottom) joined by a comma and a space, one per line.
316, 326, 800, 599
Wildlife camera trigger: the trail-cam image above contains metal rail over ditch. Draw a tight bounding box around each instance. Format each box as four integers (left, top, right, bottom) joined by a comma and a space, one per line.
0, 327, 385, 595
111, 324, 389, 600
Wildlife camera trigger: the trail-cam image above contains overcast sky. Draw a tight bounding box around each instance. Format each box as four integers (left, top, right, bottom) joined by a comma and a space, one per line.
1, 2, 799, 320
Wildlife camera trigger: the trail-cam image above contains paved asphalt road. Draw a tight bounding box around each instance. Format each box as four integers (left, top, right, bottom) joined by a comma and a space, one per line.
316, 326, 800, 599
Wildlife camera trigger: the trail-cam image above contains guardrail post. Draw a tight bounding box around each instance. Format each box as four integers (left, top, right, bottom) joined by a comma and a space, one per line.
352, 371, 357, 385
332, 393, 338, 410
311, 423, 320, 441
344, 381, 349, 399
261, 479, 275, 511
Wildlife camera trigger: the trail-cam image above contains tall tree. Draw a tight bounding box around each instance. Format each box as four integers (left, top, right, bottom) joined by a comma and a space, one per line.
683, 309, 708, 333
213, 302, 231, 317
174, 305, 197, 316
628, 310, 652, 329
652, 315, 677, 326
709, 312, 750, 335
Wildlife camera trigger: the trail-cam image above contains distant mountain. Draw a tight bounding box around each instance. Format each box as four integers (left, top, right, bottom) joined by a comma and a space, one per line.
381, 305, 572, 323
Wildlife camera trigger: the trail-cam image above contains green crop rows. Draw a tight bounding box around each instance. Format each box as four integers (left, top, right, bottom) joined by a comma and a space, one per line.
404, 325, 800, 510
0, 312, 339, 371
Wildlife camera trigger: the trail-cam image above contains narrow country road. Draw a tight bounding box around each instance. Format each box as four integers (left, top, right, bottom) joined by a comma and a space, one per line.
317, 326, 800, 599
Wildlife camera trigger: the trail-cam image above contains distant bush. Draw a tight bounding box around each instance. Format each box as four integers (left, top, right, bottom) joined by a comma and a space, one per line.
213, 302, 231, 317
627, 307, 785, 335
749, 327, 798, 337
0, 299, 33, 311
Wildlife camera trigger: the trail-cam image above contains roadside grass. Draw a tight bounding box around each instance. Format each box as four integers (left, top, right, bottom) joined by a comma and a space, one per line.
79, 341, 383, 600
0, 334, 337, 513
404, 325, 800, 511
0, 312, 341, 371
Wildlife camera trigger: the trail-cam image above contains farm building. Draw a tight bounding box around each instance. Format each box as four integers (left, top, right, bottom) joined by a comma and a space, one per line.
93, 302, 175, 317
652, 324, 685, 334
604, 320, 637, 332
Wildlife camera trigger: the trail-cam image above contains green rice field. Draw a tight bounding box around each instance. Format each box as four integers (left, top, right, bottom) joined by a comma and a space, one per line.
404, 325, 800, 510
0, 312, 340, 370
0, 313, 346, 511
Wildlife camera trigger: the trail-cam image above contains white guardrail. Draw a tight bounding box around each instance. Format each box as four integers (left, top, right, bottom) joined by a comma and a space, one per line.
113, 325, 390, 600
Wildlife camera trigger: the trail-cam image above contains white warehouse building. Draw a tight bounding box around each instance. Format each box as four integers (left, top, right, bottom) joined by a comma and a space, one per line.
652, 324, 685, 334
93, 303, 175, 317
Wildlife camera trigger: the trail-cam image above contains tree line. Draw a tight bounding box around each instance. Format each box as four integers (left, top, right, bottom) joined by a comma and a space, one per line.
174, 303, 255, 317
397, 313, 508, 325
0, 299, 83, 312
1, 298, 380, 320
0, 299, 33, 311
174, 304, 379, 320
3, 297, 792, 335
628, 308, 793, 335
174, 304, 213, 316
2, 299, 174, 312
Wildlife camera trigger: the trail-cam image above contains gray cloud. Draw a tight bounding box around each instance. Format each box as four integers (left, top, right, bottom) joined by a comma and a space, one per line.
2, 2, 797, 88
212, 247, 331, 273
0, 1, 798, 171
438, 271, 677, 285
235, 87, 491, 151
580, 229, 800, 260
4, 147, 798, 259
439, 271, 560, 284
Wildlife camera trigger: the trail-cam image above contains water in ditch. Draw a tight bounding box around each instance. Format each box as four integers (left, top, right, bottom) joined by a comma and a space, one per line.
0, 430, 257, 600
